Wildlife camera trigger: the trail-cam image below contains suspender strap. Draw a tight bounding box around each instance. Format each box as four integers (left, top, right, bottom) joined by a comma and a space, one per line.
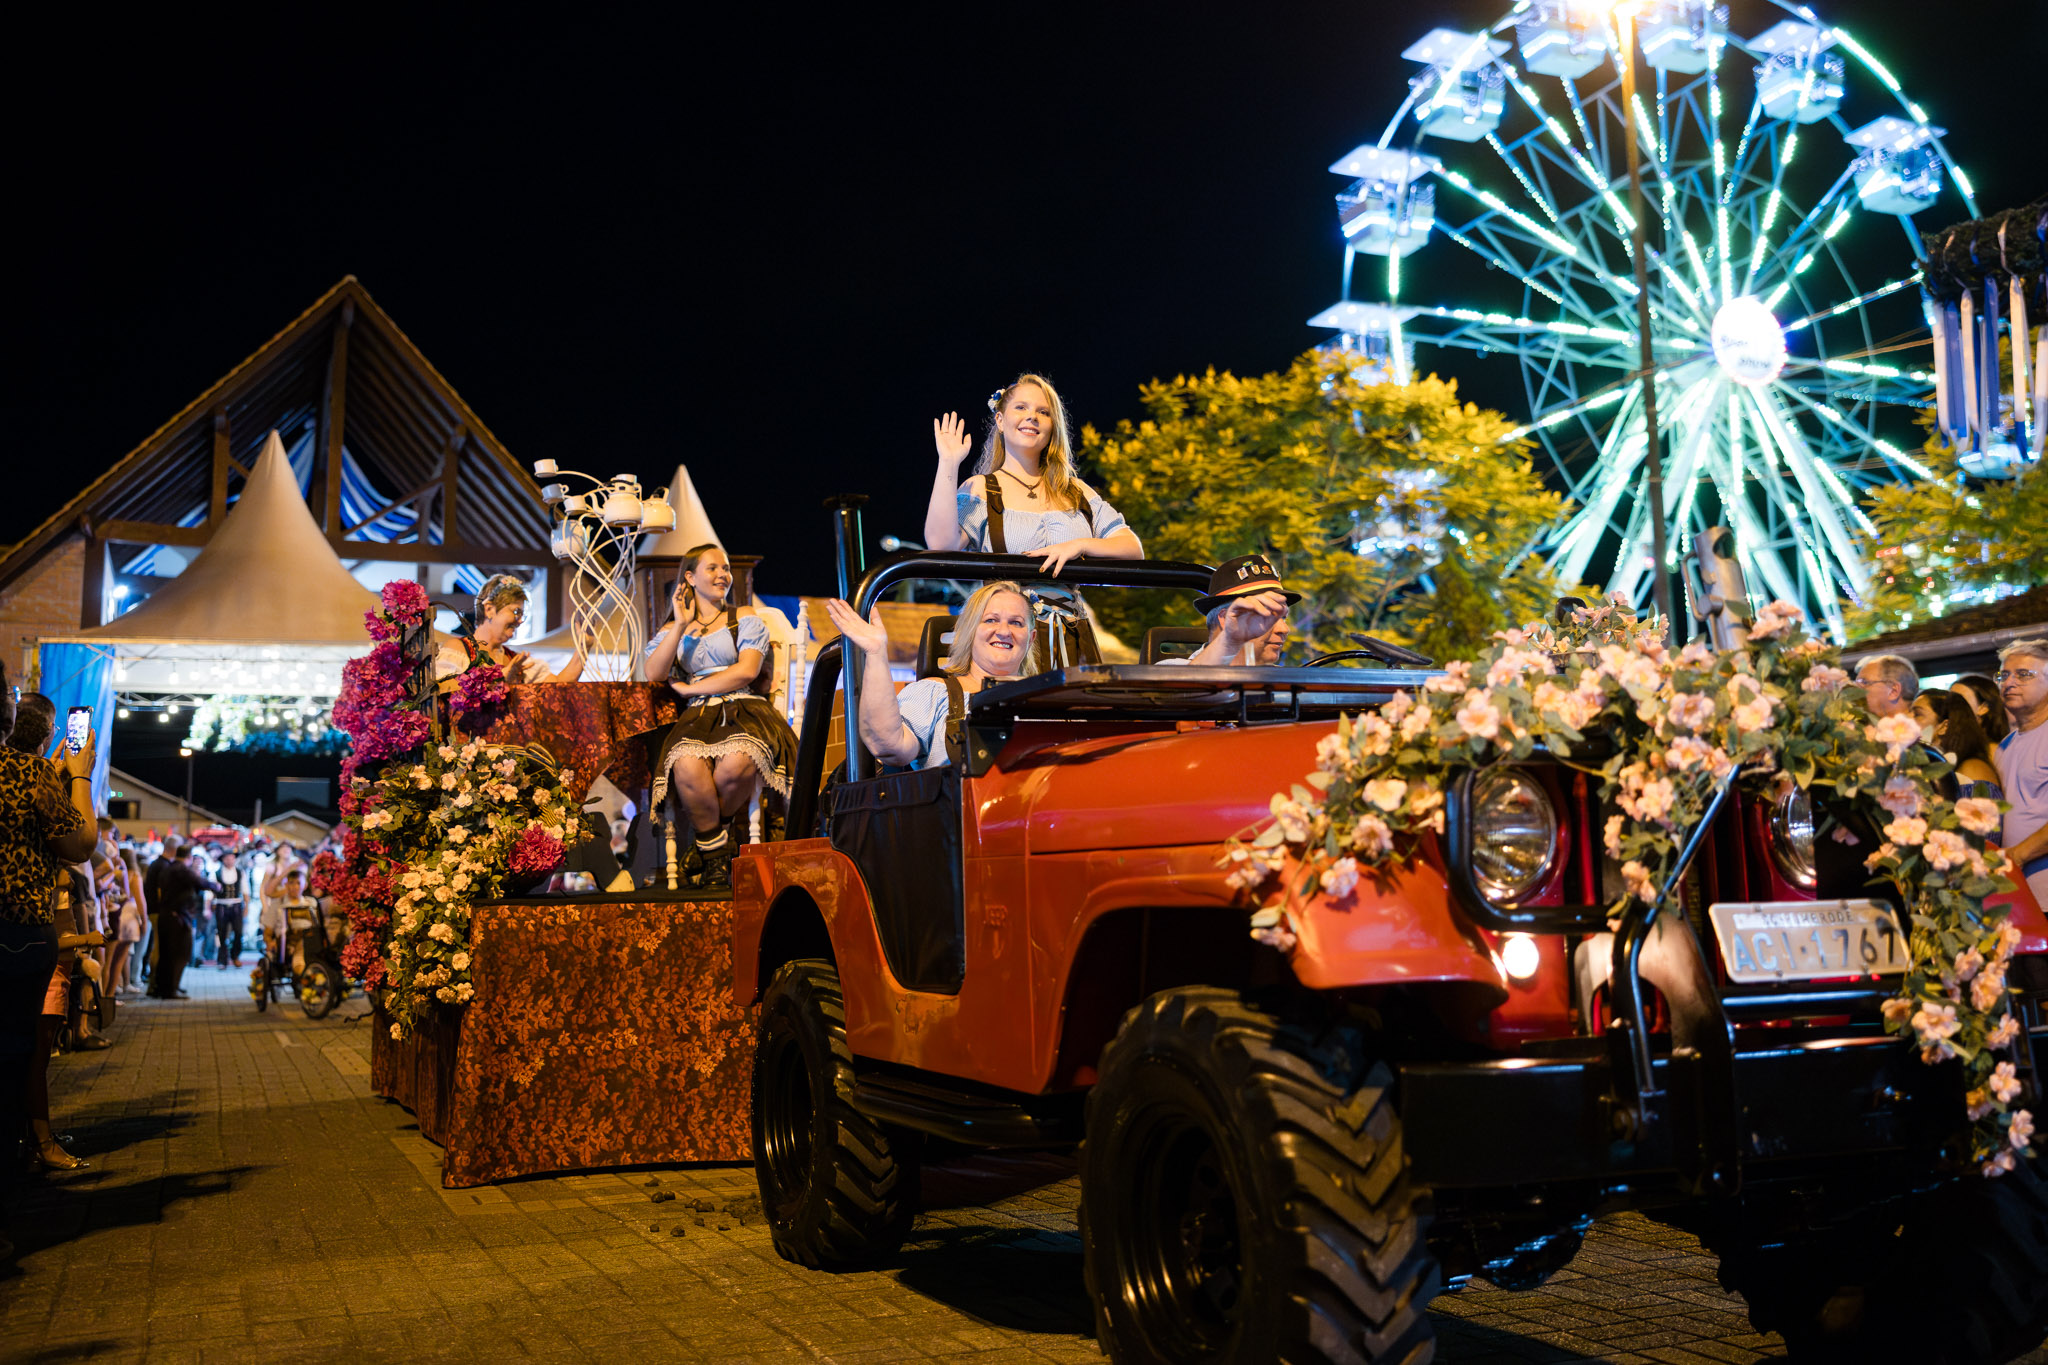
983, 474, 1007, 554
941, 673, 968, 767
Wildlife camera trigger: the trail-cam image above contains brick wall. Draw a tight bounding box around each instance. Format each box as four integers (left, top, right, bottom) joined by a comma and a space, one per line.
0, 534, 86, 684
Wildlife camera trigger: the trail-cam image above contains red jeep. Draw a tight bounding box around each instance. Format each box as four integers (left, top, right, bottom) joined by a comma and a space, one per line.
730, 551, 2048, 1364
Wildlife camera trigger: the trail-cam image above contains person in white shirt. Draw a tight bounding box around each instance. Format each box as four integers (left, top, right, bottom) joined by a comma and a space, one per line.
1993, 639, 2048, 910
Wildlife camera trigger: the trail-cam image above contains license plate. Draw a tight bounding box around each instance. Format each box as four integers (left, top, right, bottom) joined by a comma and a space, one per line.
1706, 899, 1909, 984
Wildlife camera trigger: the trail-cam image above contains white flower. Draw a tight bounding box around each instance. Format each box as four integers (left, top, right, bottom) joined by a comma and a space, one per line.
1354, 713, 1394, 757
427, 922, 456, 944
1319, 858, 1361, 898
454, 792, 473, 808
438, 745, 457, 761
1956, 797, 2002, 836
440, 772, 459, 790
1876, 776, 1921, 819
451, 951, 471, 971
1953, 947, 1985, 982
1314, 733, 1349, 771
1667, 692, 1717, 732
1364, 777, 1407, 813
1351, 815, 1394, 857
448, 826, 471, 845
1270, 797, 1311, 844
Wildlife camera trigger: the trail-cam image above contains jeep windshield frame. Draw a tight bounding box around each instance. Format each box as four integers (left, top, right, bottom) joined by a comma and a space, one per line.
829, 550, 1439, 782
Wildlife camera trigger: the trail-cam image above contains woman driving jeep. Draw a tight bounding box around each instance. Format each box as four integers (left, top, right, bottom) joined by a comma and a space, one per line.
824, 581, 1041, 769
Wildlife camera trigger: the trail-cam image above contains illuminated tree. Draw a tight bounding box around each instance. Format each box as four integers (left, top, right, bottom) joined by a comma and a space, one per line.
1082, 349, 1576, 663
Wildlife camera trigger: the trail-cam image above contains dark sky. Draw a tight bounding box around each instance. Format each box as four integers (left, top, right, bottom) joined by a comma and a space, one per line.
11, 2, 2043, 598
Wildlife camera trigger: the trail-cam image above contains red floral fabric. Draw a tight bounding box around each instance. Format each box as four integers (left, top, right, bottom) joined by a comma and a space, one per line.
370, 895, 755, 1187
451, 682, 678, 804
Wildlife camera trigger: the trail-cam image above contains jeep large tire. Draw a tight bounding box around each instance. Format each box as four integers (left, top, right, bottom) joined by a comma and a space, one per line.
1080, 988, 1438, 1364
1712, 1157, 2048, 1364
752, 959, 921, 1268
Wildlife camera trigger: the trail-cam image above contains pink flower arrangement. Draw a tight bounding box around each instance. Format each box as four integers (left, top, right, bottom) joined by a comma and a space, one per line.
508, 823, 565, 877
380, 578, 430, 625
448, 662, 510, 724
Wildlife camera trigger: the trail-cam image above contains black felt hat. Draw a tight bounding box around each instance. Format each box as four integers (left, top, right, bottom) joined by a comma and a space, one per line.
1193, 554, 1302, 615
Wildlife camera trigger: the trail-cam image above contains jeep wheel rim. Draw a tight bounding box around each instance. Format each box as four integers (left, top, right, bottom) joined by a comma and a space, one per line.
760, 1024, 813, 1204
1122, 1108, 1245, 1354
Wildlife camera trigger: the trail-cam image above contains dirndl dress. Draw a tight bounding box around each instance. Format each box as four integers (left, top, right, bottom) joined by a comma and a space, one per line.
648, 612, 798, 810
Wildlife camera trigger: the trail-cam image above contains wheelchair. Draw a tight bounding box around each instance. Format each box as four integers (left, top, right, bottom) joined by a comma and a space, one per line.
250, 899, 349, 1020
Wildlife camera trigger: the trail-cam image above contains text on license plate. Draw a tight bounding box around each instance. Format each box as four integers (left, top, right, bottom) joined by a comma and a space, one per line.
1706, 899, 1909, 984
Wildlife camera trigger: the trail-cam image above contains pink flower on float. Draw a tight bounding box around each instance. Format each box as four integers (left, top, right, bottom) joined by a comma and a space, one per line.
1923, 1041, 1957, 1065
1953, 947, 1985, 982
1911, 1001, 1960, 1044
1988, 1015, 2022, 1050
508, 823, 565, 876
1621, 860, 1656, 905
1454, 692, 1502, 741
1270, 797, 1312, 844
1354, 713, 1394, 757
2011, 1110, 2036, 1150
1801, 664, 1851, 693
1955, 797, 2002, 836
1876, 776, 1921, 820
1997, 922, 2024, 960
1382, 690, 1415, 725
1968, 1086, 1996, 1121
1351, 814, 1394, 857
1319, 857, 1361, 899
1676, 639, 1717, 669
1880, 996, 1914, 1028
1314, 733, 1348, 771
1248, 907, 1297, 953
380, 578, 430, 624
1923, 829, 1972, 871
1881, 816, 1929, 847
1866, 712, 1923, 761
1667, 692, 1717, 732
1364, 777, 1407, 812
1408, 787, 1443, 818
1991, 1061, 2023, 1104
1983, 1150, 2017, 1177
1971, 968, 2008, 1013
1862, 841, 1898, 870
1603, 814, 1625, 858
1748, 599, 1803, 640
1424, 661, 1472, 695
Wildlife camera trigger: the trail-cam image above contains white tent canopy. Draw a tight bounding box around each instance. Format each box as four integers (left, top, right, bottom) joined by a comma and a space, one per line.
641, 463, 722, 557
43, 429, 376, 695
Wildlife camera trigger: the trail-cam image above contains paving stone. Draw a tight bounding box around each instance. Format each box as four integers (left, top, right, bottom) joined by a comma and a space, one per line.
7, 968, 2048, 1363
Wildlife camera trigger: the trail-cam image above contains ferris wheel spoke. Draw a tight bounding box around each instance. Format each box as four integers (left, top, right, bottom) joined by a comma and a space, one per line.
1744, 390, 1871, 600
1770, 381, 1937, 480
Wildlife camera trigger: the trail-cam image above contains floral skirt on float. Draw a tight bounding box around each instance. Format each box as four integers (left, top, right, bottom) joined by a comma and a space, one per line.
651, 692, 797, 811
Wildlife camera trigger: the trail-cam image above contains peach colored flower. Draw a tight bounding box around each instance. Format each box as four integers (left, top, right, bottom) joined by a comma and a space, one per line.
1968, 1086, 1996, 1121
1270, 797, 1311, 844
1314, 733, 1349, 771
1866, 712, 1922, 761
1955, 797, 2002, 836
1877, 776, 1921, 819
1911, 1001, 1960, 1045
1382, 690, 1415, 724
1667, 692, 1717, 732
1881, 816, 1928, 847
1971, 968, 2008, 1013
1319, 857, 1360, 899
1351, 814, 1394, 857
1863, 841, 1897, 870
1881, 996, 1914, 1028
1991, 1061, 2023, 1103
2010, 1110, 2035, 1150
1425, 661, 1472, 695
1748, 599, 1803, 640
1364, 777, 1408, 812
1454, 692, 1502, 741
1604, 814, 1625, 858
1923, 829, 1971, 871
1953, 947, 1985, 982
1801, 664, 1850, 693
1983, 1150, 2017, 1177
1621, 860, 1656, 904
1988, 1015, 2022, 1050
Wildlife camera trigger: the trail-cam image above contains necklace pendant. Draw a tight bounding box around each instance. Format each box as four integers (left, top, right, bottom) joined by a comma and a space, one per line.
1026, 490, 1038, 500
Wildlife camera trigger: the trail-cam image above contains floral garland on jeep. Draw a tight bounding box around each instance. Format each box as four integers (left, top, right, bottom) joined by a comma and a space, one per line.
1226, 598, 2031, 1176
320, 581, 577, 1039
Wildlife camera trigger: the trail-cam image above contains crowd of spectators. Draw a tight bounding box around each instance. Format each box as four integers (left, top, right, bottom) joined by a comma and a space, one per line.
0, 663, 344, 1262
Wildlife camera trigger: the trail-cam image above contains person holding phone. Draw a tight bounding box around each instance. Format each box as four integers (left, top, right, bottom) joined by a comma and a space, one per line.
0, 666, 97, 1229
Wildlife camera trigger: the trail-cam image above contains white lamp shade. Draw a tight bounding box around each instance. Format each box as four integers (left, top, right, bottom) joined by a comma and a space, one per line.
600, 489, 643, 525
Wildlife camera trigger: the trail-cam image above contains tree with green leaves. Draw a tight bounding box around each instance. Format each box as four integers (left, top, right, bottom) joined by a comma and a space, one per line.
1080, 349, 1576, 663
1851, 422, 2048, 640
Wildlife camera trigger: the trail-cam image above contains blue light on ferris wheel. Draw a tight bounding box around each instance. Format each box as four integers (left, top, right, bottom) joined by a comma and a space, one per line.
1844, 116, 1945, 216
1515, 1, 1612, 80
1402, 28, 1510, 142
1638, 1, 1728, 75
1751, 21, 1844, 123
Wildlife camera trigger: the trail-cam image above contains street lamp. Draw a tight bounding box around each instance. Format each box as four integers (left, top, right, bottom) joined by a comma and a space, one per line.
178, 745, 195, 836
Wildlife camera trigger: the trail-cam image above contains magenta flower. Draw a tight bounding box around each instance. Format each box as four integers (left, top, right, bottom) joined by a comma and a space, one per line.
380, 578, 430, 625
508, 824, 565, 876
449, 662, 510, 724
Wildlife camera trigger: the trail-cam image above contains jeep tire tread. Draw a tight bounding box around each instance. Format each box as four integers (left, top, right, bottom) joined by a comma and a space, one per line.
1081, 987, 1438, 1364
752, 959, 920, 1268
1713, 1156, 2048, 1364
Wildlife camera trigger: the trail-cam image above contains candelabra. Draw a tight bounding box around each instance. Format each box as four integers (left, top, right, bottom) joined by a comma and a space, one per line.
532, 461, 677, 680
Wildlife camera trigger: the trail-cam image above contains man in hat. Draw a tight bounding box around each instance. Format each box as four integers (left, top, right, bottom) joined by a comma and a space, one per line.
1171, 555, 1302, 668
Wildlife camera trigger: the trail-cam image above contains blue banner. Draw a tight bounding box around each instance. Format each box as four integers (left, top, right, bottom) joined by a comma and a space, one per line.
35, 641, 115, 810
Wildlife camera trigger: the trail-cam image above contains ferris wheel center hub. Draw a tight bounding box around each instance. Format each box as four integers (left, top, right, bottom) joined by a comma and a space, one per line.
1709, 297, 1789, 388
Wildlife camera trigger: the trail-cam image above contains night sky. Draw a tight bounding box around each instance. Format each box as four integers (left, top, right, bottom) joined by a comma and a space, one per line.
11, 2, 2044, 600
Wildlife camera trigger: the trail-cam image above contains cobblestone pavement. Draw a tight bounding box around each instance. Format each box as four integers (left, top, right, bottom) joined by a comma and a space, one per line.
4, 971, 2045, 1364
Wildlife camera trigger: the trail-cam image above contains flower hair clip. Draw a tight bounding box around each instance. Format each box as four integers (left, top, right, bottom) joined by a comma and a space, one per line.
987, 389, 1006, 413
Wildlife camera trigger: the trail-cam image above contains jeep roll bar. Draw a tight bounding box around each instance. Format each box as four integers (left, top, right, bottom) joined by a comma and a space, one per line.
837, 551, 1216, 782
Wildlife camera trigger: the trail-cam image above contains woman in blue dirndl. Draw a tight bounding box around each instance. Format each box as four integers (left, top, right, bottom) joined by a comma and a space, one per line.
642, 544, 796, 888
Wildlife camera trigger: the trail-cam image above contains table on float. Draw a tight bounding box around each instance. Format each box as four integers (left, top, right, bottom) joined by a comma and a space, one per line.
369, 682, 756, 1187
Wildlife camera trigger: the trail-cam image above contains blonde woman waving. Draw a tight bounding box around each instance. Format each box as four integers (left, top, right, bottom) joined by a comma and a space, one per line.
924, 373, 1142, 578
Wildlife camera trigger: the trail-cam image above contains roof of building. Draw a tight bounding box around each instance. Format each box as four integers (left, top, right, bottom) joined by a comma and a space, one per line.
105, 766, 230, 826
0, 277, 553, 609
1846, 584, 2048, 669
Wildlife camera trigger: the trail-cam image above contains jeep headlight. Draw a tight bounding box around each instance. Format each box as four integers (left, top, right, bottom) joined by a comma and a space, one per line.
1770, 785, 1817, 889
1472, 769, 1559, 905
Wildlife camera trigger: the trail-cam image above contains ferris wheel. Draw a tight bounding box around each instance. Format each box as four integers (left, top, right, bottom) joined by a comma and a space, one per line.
1310, 0, 1979, 641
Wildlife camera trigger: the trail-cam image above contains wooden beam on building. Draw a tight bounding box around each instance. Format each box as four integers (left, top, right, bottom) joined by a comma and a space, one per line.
208, 409, 232, 528
95, 521, 211, 548
317, 301, 354, 539
439, 426, 467, 553
334, 540, 554, 567
80, 532, 107, 630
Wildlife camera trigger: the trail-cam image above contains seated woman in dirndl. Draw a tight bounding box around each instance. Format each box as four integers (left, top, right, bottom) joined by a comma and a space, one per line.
432, 573, 588, 687
642, 544, 796, 888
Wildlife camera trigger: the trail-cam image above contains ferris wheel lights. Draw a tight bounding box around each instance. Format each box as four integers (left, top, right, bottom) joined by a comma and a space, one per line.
1515, 1, 1612, 79
1844, 117, 1944, 216
1638, 1, 1726, 74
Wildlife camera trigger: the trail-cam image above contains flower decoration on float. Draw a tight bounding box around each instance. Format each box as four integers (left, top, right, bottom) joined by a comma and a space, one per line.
327, 579, 579, 1039
1224, 595, 2029, 1177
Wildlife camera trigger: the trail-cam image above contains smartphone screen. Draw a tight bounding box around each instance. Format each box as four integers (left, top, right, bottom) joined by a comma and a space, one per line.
66, 706, 92, 754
